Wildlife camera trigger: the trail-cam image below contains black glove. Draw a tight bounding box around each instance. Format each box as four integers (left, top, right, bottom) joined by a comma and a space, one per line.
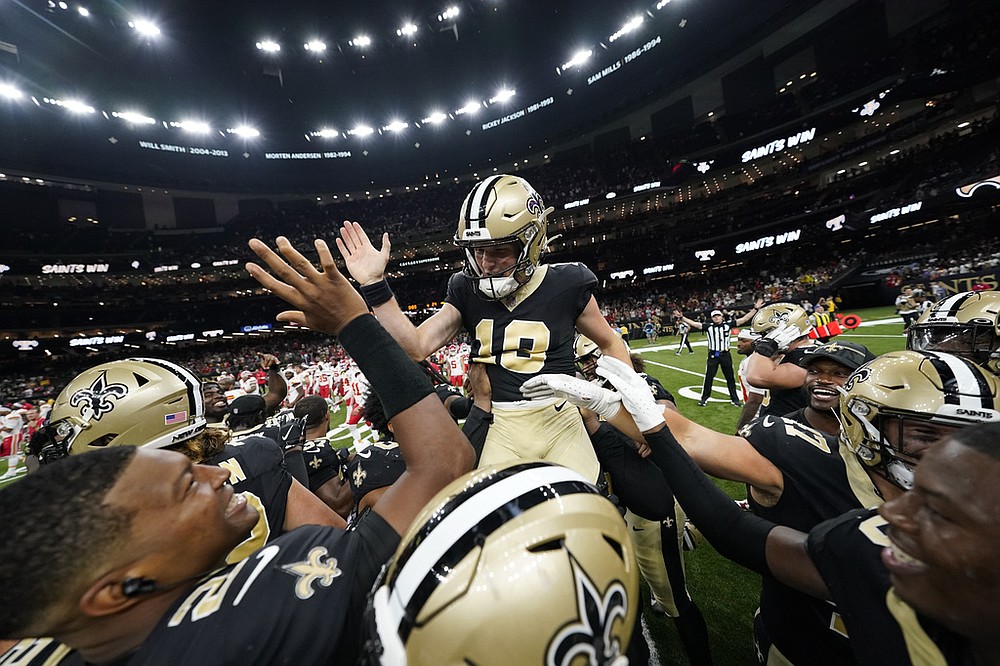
752, 337, 779, 358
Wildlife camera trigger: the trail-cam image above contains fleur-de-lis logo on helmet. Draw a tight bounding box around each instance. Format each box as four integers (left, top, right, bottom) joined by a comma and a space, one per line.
546, 556, 629, 666
69, 371, 129, 422
768, 311, 790, 325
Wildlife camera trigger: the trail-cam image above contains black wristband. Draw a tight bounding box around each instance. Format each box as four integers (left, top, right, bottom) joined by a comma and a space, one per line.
359, 278, 394, 308
644, 427, 775, 574
337, 314, 433, 421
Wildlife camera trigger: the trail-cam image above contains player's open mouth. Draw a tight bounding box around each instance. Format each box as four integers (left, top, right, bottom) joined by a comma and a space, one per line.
225, 491, 248, 518
881, 539, 926, 574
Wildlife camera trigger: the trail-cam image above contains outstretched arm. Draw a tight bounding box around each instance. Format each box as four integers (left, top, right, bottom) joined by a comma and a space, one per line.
336, 221, 461, 361
595, 356, 829, 600
247, 236, 474, 536
734, 298, 765, 326
673, 310, 703, 330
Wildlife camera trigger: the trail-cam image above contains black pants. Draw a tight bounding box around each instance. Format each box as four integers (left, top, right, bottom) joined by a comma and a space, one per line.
677, 332, 693, 353
701, 350, 739, 401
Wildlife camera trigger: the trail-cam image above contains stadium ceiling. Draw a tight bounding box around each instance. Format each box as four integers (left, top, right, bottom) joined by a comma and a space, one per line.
0, 0, 821, 191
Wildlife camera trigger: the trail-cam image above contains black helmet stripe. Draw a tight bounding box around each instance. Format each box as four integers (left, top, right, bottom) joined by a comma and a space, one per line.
463, 175, 505, 230
132, 357, 204, 418
923, 352, 994, 409
935, 292, 976, 319
383, 464, 599, 639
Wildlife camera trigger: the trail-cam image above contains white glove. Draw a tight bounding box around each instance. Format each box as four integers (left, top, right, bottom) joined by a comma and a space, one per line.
766, 322, 804, 353
520, 374, 622, 420
594, 357, 666, 433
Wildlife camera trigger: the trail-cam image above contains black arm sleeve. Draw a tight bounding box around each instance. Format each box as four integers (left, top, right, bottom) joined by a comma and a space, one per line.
283, 448, 310, 487
460, 405, 493, 465
644, 427, 776, 574
589, 423, 674, 521
337, 315, 434, 421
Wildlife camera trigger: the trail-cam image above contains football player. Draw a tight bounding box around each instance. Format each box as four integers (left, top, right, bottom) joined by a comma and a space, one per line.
783, 341, 876, 436
526, 348, 998, 665
0, 238, 639, 666
28, 357, 345, 564
907, 289, 1000, 375
597, 353, 1000, 665
335, 175, 631, 482
567, 335, 713, 666
744, 302, 817, 418
293, 395, 353, 518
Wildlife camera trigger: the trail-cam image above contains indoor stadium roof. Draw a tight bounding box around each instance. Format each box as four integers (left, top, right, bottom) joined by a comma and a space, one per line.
0, 0, 821, 191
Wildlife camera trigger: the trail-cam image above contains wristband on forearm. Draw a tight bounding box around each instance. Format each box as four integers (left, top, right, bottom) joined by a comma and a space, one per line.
359, 278, 394, 307
337, 314, 433, 421
644, 427, 775, 574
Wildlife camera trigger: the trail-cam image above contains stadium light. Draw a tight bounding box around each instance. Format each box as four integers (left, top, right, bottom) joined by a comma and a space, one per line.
128, 19, 161, 38
655, 0, 671, 8
304, 40, 326, 52
171, 120, 211, 134
438, 6, 460, 21
383, 120, 409, 132
349, 35, 372, 48
0, 83, 23, 100
112, 110, 155, 125
397, 23, 418, 37
311, 128, 339, 138
256, 40, 281, 52
349, 125, 374, 137
228, 125, 261, 138
609, 16, 643, 42
562, 49, 592, 70
455, 100, 481, 115
422, 111, 447, 124
46, 97, 95, 114
489, 88, 516, 104
77, 6, 90, 16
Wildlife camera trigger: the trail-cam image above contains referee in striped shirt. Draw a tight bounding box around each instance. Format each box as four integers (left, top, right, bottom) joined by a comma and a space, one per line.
674, 300, 761, 407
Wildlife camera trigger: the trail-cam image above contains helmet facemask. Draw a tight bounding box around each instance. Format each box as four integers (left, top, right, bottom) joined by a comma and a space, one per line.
455, 175, 550, 301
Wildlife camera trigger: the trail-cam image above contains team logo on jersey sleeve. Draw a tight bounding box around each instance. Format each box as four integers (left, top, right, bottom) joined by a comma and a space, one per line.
545, 556, 629, 666
69, 371, 128, 421
280, 546, 343, 599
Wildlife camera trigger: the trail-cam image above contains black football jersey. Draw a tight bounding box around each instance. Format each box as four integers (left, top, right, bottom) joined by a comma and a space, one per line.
348, 440, 406, 508
2, 517, 401, 666
641, 373, 675, 404
446, 263, 597, 402
808, 509, 969, 665
743, 415, 881, 666
207, 437, 293, 562
758, 347, 811, 418
301, 437, 346, 491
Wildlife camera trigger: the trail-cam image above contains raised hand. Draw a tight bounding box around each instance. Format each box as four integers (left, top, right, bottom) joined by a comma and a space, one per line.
246, 236, 368, 336
335, 221, 391, 286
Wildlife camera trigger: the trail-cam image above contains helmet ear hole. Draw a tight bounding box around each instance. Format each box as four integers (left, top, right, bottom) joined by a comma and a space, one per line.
90, 433, 118, 449
527, 537, 565, 553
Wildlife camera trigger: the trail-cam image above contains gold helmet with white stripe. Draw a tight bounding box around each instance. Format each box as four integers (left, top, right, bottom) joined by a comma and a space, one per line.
454, 175, 552, 300
907, 290, 1000, 375
363, 461, 638, 665
838, 350, 1000, 490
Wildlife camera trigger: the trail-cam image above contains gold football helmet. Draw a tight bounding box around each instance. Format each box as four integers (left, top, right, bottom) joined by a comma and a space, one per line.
750, 302, 814, 338
364, 461, 638, 665
30, 358, 206, 464
454, 175, 553, 300
907, 290, 1000, 375
574, 333, 602, 381
838, 350, 1000, 490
